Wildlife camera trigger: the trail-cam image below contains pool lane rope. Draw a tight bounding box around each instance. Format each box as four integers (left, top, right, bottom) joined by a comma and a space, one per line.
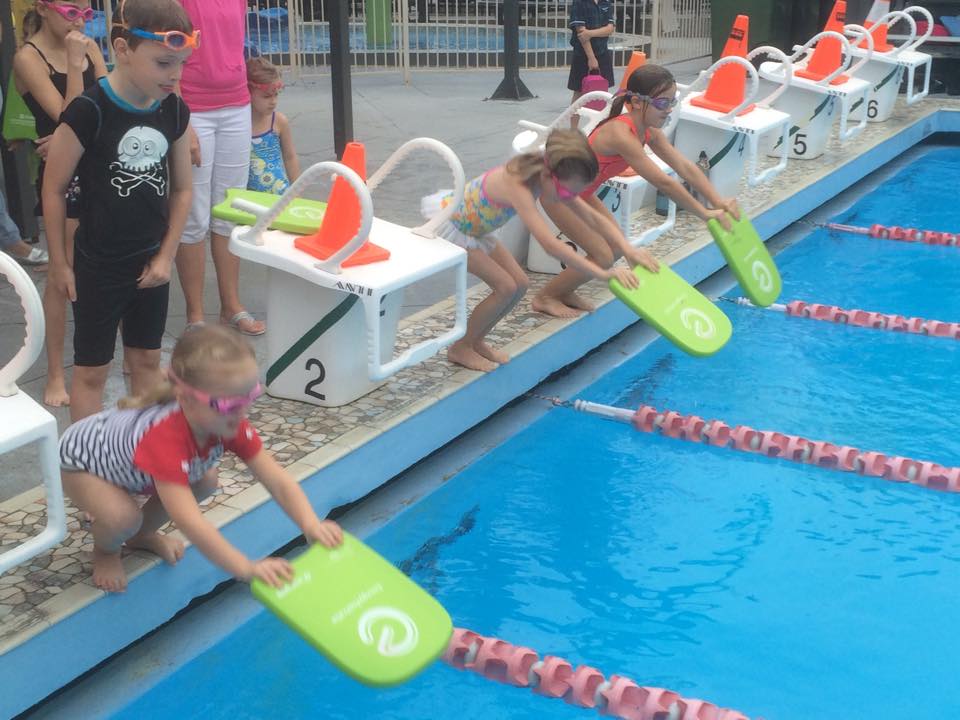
444, 628, 750, 720
723, 296, 960, 340
546, 397, 960, 494
824, 222, 960, 247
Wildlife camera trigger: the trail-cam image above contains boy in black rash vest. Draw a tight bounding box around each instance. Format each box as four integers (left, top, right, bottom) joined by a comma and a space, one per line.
42, 0, 195, 422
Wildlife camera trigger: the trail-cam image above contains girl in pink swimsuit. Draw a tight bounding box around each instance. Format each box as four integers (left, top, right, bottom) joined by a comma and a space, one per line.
533, 64, 741, 319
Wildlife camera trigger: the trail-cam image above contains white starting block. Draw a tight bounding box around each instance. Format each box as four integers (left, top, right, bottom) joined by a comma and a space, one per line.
0, 252, 67, 575
758, 28, 872, 160
512, 92, 678, 275
672, 48, 793, 199
848, 6, 933, 123
229, 139, 468, 407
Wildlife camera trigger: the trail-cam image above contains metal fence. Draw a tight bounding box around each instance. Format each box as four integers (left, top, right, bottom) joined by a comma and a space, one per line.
96, 0, 710, 79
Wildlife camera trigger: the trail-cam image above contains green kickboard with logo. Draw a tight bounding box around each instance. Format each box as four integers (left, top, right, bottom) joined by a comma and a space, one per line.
707, 214, 781, 307
251, 533, 453, 687
212, 188, 327, 235
610, 264, 732, 357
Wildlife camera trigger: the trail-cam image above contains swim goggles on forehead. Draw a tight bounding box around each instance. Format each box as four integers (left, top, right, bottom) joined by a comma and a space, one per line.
170, 372, 263, 415
40, 1, 95, 23
248, 80, 284, 94
124, 26, 201, 50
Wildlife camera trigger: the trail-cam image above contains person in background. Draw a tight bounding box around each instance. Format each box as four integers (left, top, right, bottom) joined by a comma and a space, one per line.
175, 0, 265, 336
13, 0, 106, 405
566, 0, 615, 130
246, 56, 300, 195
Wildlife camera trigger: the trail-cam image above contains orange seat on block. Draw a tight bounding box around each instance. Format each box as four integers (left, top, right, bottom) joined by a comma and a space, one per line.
796, 0, 850, 86
859, 0, 895, 52
294, 141, 390, 267
689, 15, 755, 116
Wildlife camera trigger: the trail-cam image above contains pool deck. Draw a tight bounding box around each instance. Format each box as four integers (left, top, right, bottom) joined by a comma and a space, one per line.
1, 69, 959, 716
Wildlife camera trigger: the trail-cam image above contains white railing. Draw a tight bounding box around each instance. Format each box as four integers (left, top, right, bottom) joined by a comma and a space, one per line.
242, 0, 708, 78
650, 0, 711, 65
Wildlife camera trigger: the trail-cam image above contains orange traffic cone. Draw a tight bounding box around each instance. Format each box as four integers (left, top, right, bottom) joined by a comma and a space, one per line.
690, 15, 754, 115
796, 0, 850, 85
295, 141, 390, 267
619, 50, 646, 91
859, 0, 894, 52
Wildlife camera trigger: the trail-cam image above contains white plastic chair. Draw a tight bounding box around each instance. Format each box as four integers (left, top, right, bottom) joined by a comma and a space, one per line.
0, 252, 67, 574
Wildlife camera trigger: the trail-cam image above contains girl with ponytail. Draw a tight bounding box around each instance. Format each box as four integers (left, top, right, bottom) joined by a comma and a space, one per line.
421, 128, 640, 372
532, 64, 741, 319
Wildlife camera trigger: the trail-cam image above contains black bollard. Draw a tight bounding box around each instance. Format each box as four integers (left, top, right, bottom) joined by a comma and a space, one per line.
489, 0, 534, 100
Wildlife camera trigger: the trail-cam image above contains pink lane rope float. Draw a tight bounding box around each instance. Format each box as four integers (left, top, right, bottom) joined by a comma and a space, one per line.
825, 222, 960, 246
443, 628, 751, 720
724, 297, 960, 340
566, 400, 960, 494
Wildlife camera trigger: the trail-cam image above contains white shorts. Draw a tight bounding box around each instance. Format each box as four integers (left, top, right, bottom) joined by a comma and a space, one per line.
181, 104, 252, 244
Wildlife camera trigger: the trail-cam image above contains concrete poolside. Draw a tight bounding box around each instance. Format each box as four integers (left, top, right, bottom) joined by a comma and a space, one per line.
1, 64, 958, 717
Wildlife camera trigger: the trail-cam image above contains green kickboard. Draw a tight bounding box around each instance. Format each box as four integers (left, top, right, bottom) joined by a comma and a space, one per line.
610, 264, 732, 357
708, 214, 782, 307
252, 533, 453, 687
212, 188, 327, 235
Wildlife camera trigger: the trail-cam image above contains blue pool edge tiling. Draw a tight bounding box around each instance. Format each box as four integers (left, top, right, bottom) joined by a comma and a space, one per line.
3, 107, 958, 719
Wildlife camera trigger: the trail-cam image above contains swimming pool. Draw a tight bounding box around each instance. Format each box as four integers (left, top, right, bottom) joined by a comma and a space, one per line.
102, 145, 960, 718
254, 23, 573, 54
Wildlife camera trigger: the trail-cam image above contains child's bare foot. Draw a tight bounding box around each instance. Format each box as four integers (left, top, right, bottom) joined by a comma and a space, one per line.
475, 341, 510, 365
92, 548, 128, 593
447, 342, 498, 372
531, 294, 584, 319
560, 292, 596, 313
43, 379, 70, 407
126, 531, 185, 566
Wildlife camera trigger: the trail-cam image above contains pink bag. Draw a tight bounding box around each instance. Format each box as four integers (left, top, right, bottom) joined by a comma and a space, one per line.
580, 70, 608, 110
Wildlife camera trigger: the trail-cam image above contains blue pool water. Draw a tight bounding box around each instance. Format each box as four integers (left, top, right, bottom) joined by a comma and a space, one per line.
252, 24, 572, 54
83, 12, 571, 57
113, 147, 960, 719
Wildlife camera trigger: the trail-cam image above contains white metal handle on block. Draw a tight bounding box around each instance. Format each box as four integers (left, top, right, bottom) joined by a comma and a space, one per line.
364, 261, 468, 381
367, 137, 466, 239
514, 91, 615, 153
748, 118, 790, 187
0, 251, 44, 397
746, 45, 794, 107
791, 30, 854, 85
236, 161, 372, 276
630, 198, 676, 248
861, 11, 915, 57
902, 6, 933, 52
843, 24, 874, 76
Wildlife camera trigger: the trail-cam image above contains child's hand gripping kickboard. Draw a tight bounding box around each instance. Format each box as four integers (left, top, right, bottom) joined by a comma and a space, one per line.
252, 532, 453, 687
610, 263, 732, 357
707, 213, 781, 307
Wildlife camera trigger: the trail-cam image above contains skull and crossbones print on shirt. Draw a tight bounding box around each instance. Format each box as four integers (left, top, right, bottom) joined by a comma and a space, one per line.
110, 126, 169, 197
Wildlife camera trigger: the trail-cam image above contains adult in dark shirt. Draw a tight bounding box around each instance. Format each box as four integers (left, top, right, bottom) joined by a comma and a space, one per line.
567, 0, 615, 129
41, 0, 195, 423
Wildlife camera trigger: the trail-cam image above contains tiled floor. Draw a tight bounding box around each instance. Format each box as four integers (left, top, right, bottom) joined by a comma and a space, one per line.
0, 97, 954, 656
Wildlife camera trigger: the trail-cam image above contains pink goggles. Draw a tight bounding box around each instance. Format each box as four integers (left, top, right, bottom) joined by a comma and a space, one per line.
171, 372, 263, 414
41, 1, 95, 23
